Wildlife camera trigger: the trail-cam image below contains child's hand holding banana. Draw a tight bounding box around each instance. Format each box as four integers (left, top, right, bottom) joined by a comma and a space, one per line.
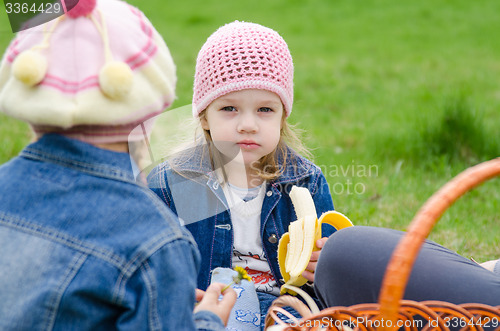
278, 185, 353, 295
299, 236, 329, 283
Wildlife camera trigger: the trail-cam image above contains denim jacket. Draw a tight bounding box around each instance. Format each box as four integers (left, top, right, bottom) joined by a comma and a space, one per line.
147, 145, 335, 292
0, 134, 224, 331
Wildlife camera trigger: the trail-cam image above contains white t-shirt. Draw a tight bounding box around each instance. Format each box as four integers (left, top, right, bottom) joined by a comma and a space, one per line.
223, 182, 280, 295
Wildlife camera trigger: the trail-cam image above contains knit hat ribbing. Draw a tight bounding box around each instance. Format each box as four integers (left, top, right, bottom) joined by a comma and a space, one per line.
192, 21, 293, 118
0, 0, 176, 144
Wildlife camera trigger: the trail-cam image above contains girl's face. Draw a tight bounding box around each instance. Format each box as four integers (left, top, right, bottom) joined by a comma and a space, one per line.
201, 89, 284, 168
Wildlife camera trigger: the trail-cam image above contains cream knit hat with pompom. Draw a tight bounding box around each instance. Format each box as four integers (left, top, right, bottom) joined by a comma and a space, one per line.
0, 0, 176, 143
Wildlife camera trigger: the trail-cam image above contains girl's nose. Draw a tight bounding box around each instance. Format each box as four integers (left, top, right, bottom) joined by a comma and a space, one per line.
237, 112, 258, 133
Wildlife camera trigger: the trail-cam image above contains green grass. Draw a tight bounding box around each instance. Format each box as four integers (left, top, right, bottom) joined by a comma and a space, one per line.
0, 0, 498, 260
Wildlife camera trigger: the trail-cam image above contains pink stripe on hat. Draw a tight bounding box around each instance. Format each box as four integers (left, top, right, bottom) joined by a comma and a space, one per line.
192, 21, 294, 118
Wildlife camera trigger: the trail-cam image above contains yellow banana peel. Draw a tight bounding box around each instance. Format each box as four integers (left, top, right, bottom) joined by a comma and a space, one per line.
278, 186, 354, 295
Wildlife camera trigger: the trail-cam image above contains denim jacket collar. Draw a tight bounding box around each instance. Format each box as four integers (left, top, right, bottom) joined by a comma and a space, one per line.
21, 134, 137, 184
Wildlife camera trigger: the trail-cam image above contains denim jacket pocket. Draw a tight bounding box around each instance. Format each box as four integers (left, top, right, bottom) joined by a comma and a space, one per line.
0, 226, 87, 330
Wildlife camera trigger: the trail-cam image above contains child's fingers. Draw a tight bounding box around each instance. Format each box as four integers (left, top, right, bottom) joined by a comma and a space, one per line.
305, 261, 317, 272
195, 288, 205, 302
204, 283, 237, 302
302, 269, 315, 282
202, 282, 224, 301
200, 283, 236, 326
194, 283, 236, 325
219, 286, 237, 308
308, 237, 328, 263
316, 237, 328, 249
301, 237, 331, 283
309, 251, 321, 262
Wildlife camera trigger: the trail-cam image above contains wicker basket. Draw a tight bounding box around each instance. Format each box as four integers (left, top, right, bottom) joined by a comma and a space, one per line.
266, 158, 500, 330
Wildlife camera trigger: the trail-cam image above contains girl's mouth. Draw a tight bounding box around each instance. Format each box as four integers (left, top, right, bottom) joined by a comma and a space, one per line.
237, 141, 260, 149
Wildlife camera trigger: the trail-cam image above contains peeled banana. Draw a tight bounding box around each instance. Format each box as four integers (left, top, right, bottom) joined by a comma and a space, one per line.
278, 185, 353, 294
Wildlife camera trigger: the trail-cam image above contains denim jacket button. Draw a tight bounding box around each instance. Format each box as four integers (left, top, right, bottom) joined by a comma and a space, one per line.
266, 190, 272, 197
268, 234, 278, 244
212, 182, 219, 190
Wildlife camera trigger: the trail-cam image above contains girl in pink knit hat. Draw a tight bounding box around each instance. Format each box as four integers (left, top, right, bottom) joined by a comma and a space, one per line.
148, 21, 337, 329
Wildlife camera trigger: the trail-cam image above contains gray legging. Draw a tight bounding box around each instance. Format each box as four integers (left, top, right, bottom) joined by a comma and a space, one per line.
315, 226, 500, 309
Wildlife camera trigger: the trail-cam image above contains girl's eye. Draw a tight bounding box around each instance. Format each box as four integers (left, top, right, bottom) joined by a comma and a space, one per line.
221, 106, 237, 112
258, 107, 273, 113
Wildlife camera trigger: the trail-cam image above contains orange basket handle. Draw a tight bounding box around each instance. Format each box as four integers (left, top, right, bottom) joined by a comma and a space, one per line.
377, 158, 500, 330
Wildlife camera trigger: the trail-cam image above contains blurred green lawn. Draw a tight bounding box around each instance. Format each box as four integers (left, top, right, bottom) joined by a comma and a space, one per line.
0, 0, 498, 260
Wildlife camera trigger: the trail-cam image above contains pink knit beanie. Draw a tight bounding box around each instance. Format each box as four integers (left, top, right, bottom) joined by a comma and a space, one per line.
192, 21, 293, 118
0, 0, 176, 144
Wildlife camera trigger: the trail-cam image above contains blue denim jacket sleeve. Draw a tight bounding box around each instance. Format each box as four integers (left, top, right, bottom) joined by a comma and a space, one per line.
193, 311, 227, 331
115, 229, 224, 331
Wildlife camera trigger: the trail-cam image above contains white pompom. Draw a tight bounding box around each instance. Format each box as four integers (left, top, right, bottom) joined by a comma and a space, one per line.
12, 50, 47, 86
99, 61, 133, 99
